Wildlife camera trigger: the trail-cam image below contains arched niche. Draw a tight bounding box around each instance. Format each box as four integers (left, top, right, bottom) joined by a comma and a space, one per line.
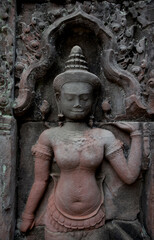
14, 9, 143, 120
14, 10, 113, 118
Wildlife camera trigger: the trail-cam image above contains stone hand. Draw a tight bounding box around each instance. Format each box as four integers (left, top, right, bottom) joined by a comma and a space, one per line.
20, 218, 34, 233
106, 122, 140, 133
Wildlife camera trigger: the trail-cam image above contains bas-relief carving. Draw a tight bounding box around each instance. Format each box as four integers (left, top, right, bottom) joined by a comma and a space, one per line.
0, 0, 15, 116
0, 1, 17, 239
14, 1, 154, 240
19, 46, 150, 240
142, 123, 154, 240
14, 0, 154, 120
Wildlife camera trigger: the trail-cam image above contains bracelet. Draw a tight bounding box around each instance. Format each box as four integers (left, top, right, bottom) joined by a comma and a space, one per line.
22, 212, 34, 220
130, 130, 142, 137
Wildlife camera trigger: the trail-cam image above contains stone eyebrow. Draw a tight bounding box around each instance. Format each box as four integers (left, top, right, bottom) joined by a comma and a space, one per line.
63, 91, 92, 95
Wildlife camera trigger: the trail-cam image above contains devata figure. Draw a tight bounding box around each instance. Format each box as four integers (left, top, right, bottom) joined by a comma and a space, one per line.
20, 46, 142, 240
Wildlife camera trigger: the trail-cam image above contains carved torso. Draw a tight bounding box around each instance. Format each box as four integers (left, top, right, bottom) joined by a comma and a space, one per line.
48, 127, 105, 216
37, 127, 109, 232
31, 126, 124, 232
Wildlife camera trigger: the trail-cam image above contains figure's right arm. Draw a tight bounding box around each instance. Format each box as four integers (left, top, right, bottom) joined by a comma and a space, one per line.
20, 130, 53, 232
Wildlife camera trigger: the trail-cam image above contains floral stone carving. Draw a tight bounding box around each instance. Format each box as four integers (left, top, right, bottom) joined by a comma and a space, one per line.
14, 1, 154, 120
0, 0, 15, 116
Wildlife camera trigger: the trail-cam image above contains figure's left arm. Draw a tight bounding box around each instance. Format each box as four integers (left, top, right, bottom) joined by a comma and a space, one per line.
105, 124, 142, 184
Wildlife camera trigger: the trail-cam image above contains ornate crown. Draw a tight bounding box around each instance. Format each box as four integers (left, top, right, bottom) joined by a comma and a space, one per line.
65, 45, 88, 71
53, 45, 101, 92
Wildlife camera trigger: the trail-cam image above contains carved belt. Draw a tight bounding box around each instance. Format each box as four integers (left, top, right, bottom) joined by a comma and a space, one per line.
45, 195, 105, 233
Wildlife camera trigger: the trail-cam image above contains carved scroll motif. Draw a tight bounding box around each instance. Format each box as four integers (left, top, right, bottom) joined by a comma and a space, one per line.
102, 49, 147, 116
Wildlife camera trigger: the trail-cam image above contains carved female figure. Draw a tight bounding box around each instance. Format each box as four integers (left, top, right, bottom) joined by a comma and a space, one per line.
20, 46, 142, 240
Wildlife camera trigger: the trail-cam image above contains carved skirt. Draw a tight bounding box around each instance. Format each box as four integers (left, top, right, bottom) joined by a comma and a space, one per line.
44, 194, 105, 233
44, 219, 150, 240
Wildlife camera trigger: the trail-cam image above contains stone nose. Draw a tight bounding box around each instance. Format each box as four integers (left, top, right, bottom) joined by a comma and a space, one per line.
73, 97, 82, 108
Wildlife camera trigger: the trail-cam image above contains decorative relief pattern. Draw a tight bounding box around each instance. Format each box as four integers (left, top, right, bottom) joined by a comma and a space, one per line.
15, 15, 44, 77
14, 0, 154, 120
13, 2, 153, 240
142, 123, 151, 170
0, 2, 16, 240
0, 0, 15, 116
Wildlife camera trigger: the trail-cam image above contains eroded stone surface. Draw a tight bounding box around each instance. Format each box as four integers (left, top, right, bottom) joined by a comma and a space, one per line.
142, 123, 154, 239
14, 0, 154, 121
18, 46, 146, 240
0, 0, 15, 116
17, 122, 49, 218
0, 0, 152, 239
15, 227, 44, 240
0, 0, 16, 239
0, 116, 17, 240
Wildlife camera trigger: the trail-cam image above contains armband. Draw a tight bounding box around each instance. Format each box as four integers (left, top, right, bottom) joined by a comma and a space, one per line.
130, 130, 142, 137
105, 139, 123, 157
32, 143, 52, 161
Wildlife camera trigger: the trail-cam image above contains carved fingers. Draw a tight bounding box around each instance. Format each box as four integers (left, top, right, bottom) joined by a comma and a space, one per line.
20, 211, 35, 232
20, 218, 34, 233
106, 122, 140, 133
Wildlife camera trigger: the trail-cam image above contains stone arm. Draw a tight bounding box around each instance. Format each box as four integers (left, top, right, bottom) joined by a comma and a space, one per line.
20, 130, 52, 232
105, 129, 142, 184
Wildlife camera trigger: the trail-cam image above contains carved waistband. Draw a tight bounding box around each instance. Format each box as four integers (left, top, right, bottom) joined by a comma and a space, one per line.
45, 195, 105, 232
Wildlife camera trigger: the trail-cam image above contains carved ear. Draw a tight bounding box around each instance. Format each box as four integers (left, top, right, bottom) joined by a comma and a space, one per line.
91, 102, 96, 115
91, 95, 99, 115
55, 92, 61, 103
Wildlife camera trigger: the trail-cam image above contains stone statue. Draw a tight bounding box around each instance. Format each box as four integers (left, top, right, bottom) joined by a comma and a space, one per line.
20, 46, 142, 240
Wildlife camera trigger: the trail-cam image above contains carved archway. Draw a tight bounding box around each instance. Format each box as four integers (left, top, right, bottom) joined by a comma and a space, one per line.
14, 9, 144, 116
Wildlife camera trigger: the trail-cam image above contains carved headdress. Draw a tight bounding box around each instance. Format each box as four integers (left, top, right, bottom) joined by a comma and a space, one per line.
53, 46, 101, 93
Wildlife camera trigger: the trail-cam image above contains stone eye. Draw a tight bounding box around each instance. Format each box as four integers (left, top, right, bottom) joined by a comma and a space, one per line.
66, 95, 73, 101
80, 95, 89, 101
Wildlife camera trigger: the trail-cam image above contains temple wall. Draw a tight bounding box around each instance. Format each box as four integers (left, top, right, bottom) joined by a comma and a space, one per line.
0, 1, 153, 239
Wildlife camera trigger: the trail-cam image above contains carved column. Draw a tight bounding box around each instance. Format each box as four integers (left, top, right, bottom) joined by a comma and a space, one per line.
0, 0, 17, 239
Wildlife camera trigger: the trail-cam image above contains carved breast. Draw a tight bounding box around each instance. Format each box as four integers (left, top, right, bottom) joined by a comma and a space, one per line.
52, 129, 104, 171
